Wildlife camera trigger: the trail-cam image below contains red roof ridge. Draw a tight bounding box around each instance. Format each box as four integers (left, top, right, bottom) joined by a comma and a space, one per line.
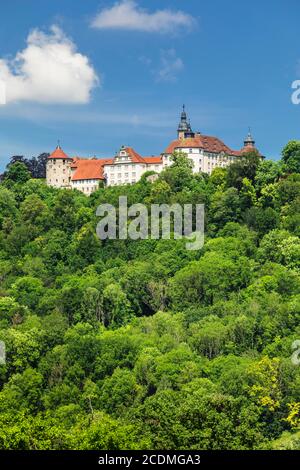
49, 146, 71, 160
164, 134, 241, 156
143, 156, 162, 164
125, 147, 146, 163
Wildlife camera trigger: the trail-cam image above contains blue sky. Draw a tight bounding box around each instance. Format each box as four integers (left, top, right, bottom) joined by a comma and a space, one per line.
0, 0, 300, 170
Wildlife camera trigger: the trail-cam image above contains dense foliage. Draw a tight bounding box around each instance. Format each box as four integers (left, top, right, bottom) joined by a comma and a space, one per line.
0, 142, 300, 450
1, 153, 49, 180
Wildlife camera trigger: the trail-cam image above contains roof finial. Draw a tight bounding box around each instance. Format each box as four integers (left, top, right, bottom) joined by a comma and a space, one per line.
180, 104, 187, 120
57, 139, 61, 149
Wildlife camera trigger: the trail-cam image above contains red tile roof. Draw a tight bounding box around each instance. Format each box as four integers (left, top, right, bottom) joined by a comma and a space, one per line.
240, 144, 259, 155
164, 135, 241, 156
104, 148, 162, 165
126, 147, 146, 163
143, 156, 162, 164
71, 158, 113, 181
70, 150, 162, 181
49, 146, 72, 160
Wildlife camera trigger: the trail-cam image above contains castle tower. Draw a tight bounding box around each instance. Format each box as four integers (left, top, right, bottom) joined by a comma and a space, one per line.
177, 105, 194, 139
46, 144, 73, 188
242, 128, 255, 150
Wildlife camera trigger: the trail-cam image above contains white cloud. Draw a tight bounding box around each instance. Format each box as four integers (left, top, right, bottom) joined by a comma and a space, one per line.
91, 0, 195, 33
155, 49, 184, 82
139, 49, 184, 82
0, 79, 5, 105
0, 25, 99, 104
139, 50, 184, 83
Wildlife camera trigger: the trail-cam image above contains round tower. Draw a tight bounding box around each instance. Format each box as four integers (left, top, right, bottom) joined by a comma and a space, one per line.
243, 128, 255, 150
46, 144, 73, 188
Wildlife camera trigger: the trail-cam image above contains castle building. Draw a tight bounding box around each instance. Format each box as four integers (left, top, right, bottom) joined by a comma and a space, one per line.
161, 106, 256, 175
46, 145, 73, 189
46, 107, 258, 195
103, 146, 162, 186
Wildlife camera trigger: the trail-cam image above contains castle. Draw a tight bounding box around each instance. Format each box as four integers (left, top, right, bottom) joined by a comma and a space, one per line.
46, 107, 258, 195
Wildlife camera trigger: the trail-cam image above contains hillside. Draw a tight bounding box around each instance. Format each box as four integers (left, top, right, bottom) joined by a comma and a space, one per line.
0, 145, 299, 450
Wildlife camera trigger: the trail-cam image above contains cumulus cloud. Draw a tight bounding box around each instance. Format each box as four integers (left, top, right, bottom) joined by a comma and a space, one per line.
0, 25, 99, 104
91, 0, 195, 34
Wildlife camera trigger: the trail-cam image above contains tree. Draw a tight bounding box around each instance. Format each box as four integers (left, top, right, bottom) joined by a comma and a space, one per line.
170, 252, 251, 308
0, 368, 43, 412
226, 150, 261, 189
5, 153, 49, 179
27, 153, 49, 178
10, 277, 44, 311
243, 206, 279, 236
0, 186, 17, 228
102, 284, 134, 327
161, 151, 194, 192
3, 162, 31, 184
281, 141, 300, 174
99, 368, 141, 415
255, 160, 282, 192
210, 187, 241, 230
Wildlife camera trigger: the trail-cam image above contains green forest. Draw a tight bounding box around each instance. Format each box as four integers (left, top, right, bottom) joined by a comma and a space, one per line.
0, 142, 300, 450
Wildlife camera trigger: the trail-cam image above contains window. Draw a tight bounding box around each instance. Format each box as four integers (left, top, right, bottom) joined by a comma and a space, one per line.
118, 173, 121, 178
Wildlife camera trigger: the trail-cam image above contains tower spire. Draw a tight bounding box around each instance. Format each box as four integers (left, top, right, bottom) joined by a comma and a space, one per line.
244, 127, 255, 148
177, 105, 194, 138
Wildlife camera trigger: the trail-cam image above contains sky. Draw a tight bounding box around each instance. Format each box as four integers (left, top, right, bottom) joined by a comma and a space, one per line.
0, 0, 300, 170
